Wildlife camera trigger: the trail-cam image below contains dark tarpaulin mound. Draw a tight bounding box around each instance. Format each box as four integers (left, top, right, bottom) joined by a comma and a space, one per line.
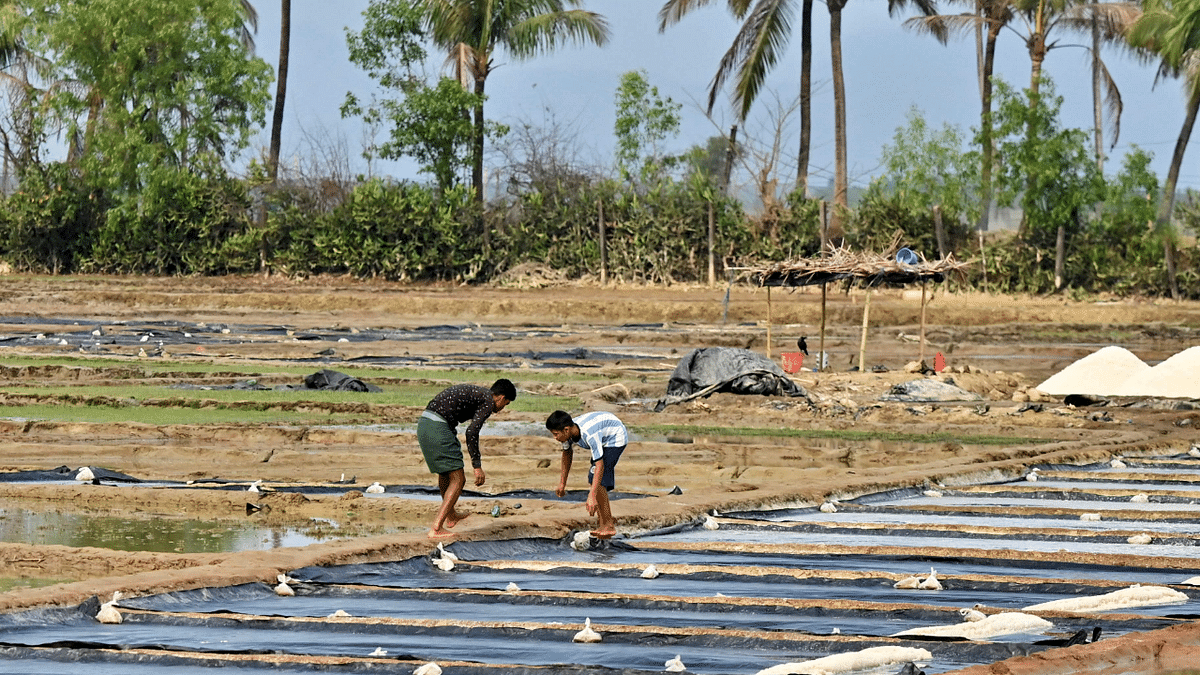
655, 347, 809, 411
302, 369, 381, 393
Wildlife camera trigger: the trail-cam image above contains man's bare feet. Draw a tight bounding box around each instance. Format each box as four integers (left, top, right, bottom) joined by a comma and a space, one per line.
590, 528, 616, 539
445, 512, 470, 529
428, 529, 457, 539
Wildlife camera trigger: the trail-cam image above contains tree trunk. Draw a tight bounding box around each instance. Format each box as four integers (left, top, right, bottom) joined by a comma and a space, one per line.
267, 0, 290, 185
473, 76, 488, 247
796, 0, 813, 196
1054, 223, 1065, 291
1090, 0, 1103, 170
722, 124, 738, 196
1154, 87, 1198, 301
933, 205, 947, 259
978, 15, 1000, 233
827, 0, 848, 242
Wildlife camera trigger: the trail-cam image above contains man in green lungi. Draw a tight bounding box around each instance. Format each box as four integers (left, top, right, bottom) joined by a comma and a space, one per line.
417, 378, 517, 538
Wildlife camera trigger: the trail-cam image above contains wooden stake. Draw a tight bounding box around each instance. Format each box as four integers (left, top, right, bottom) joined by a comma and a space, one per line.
819, 283, 827, 372
598, 199, 607, 286
766, 285, 772, 358
857, 286, 871, 372
919, 280, 928, 363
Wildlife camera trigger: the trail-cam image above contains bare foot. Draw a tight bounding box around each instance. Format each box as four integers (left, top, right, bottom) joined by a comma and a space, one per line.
445, 513, 470, 529
590, 528, 616, 539
428, 529, 457, 539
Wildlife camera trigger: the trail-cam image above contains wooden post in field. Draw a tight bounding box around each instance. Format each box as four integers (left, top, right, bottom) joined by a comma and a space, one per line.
707, 200, 715, 288
919, 280, 928, 363
766, 285, 773, 359
933, 205, 947, 260
819, 284, 827, 372
598, 199, 607, 285
857, 286, 871, 372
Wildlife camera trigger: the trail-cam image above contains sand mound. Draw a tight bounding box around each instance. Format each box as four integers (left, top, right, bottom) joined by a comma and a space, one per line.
1113, 345, 1200, 399
1036, 346, 1148, 396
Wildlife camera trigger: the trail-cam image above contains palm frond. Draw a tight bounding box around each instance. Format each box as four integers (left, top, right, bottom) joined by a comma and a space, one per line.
658, 0, 751, 31
1098, 57, 1122, 150
903, 13, 982, 44
505, 9, 610, 59
730, 0, 793, 121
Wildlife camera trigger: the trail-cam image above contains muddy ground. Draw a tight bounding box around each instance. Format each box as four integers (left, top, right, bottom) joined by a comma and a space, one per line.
0, 274, 1199, 674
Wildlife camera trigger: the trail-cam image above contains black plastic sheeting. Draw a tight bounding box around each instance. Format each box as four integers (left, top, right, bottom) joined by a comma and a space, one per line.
655, 347, 810, 410
0, 597, 1028, 675
0, 465, 141, 484
121, 581, 1174, 642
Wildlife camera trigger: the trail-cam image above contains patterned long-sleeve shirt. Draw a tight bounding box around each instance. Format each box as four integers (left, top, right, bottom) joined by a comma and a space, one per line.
425, 384, 497, 468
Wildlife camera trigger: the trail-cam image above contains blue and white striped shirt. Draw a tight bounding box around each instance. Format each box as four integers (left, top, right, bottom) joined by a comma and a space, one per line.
572, 412, 628, 461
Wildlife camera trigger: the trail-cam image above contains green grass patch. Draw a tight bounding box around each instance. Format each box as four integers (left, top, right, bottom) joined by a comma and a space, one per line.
634, 424, 1045, 446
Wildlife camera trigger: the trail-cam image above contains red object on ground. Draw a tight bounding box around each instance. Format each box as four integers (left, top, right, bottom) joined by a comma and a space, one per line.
781, 352, 804, 373
934, 352, 946, 373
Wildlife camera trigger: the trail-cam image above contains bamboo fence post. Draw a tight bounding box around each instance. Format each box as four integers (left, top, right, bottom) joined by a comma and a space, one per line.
857, 286, 871, 372
919, 280, 928, 363
707, 200, 716, 288
766, 285, 772, 359
598, 199, 607, 286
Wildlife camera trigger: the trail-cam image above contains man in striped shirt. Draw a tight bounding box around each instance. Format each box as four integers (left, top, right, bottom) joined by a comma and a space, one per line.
545, 410, 628, 539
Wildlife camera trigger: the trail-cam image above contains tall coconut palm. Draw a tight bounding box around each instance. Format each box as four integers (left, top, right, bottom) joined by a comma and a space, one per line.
1128, 0, 1200, 300
267, 0, 289, 185
410, 0, 609, 209
659, 0, 935, 236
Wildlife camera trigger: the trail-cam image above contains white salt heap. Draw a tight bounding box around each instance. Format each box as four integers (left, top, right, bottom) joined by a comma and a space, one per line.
1036, 346, 1148, 396
1023, 585, 1188, 613
892, 612, 1052, 639
1114, 345, 1200, 399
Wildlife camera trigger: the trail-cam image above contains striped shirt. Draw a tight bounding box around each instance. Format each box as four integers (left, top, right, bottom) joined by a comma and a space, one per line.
571, 412, 628, 462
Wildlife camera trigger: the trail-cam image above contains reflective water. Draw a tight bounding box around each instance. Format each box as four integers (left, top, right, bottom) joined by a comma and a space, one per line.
0, 508, 383, 553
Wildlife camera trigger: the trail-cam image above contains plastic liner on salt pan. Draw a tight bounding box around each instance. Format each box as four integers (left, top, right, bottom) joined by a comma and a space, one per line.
0, 598, 1022, 674
119, 581, 1177, 640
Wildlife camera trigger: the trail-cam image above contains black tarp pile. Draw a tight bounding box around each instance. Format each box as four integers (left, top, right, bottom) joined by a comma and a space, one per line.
655, 347, 809, 411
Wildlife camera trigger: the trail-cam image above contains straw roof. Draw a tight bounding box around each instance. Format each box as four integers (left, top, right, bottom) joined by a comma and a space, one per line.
742, 246, 972, 288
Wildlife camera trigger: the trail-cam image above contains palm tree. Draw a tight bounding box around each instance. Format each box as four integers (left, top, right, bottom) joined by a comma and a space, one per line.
1128, 0, 1200, 300
907, 1, 1133, 233
410, 0, 609, 210
267, 0, 289, 186
659, 0, 935, 238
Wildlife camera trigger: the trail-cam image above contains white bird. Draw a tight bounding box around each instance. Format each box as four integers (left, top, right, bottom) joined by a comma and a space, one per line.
247, 480, 262, 493
328, 609, 352, 618
505, 582, 521, 592
641, 564, 660, 579
959, 607, 986, 622
139, 334, 149, 342
96, 591, 123, 624
819, 501, 838, 513
75, 467, 95, 482
830, 627, 840, 634
369, 647, 387, 657
413, 663, 442, 675
274, 578, 294, 596
1110, 458, 1127, 469
1080, 513, 1102, 521
702, 515, 719, 530
573, 617, 602, 643
437, 542, 458, 562
923, 490, 943, 498
1130, 493, 1149, 503
893, 574, 921, 589
918, 568, 943, 591
434, 556, 455, 572
1127, 533, 1153, 545
365, 482, 385, 494
665, 654, 686, 672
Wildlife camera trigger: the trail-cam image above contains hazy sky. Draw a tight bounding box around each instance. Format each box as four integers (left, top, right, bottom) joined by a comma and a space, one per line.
245, 1, 1199, 194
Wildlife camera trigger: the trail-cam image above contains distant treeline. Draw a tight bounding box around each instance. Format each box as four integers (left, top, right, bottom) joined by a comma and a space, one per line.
0, 162, 1195, 299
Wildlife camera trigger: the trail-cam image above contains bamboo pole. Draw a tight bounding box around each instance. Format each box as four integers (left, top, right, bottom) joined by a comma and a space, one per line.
857, 286, 871, 371
919, 280, 928, 363
819, 284, 827, 372
766, 285, 772, 358
707, 200, 716, 288
598, 199, 607, 286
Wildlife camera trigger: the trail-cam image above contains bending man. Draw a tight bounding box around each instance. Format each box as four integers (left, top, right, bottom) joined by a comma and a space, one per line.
418, 378, 516, 539
545, 410, 627, 539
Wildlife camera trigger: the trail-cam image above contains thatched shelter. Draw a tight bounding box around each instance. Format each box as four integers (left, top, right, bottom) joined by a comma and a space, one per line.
736, 245, 972, 371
